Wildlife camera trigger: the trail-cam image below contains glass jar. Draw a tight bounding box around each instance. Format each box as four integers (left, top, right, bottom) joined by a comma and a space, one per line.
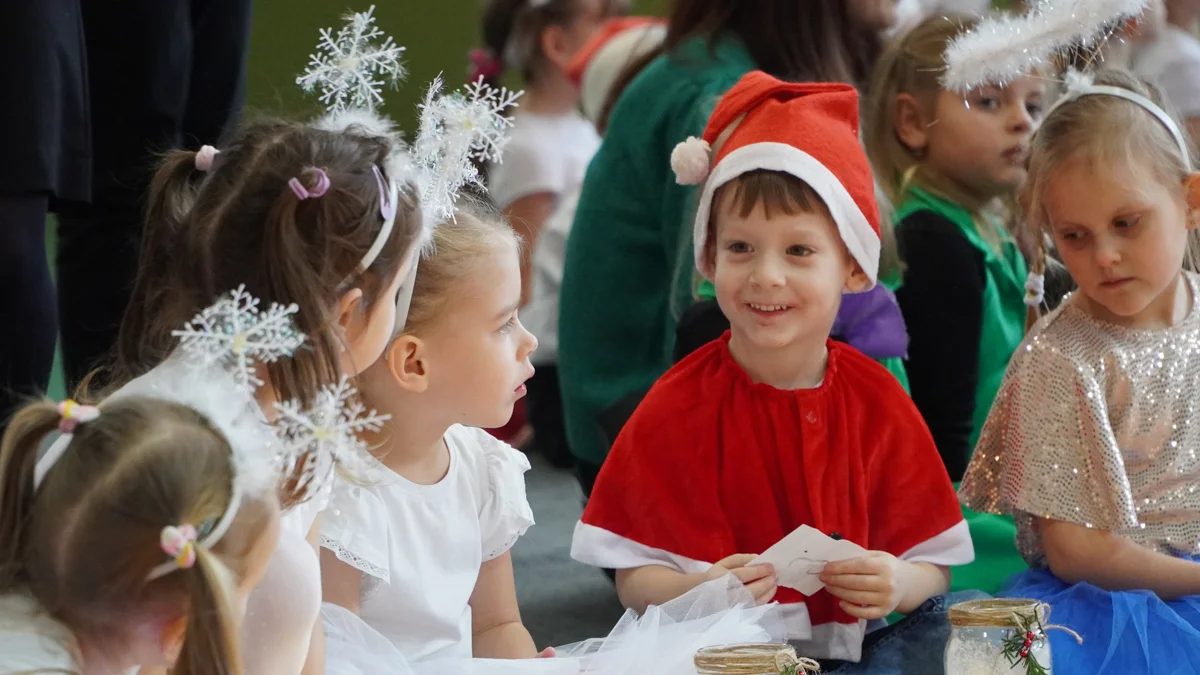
945, 598, 1053, 675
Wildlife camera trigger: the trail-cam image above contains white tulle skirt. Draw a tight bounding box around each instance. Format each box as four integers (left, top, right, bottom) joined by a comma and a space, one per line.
323, 575, 788, 675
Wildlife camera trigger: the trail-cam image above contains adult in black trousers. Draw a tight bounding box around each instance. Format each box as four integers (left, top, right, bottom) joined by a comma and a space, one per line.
0, 0, 90, 430
54, 0, 255, 392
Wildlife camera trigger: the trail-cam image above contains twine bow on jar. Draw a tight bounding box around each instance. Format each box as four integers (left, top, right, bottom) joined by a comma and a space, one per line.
695, 644, 821, 675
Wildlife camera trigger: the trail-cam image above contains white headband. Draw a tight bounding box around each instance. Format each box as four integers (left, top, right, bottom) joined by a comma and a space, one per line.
1045, 73, 1193, 172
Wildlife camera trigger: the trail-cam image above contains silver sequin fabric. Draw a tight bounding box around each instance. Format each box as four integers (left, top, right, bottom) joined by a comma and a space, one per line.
960, 272, 1200, 568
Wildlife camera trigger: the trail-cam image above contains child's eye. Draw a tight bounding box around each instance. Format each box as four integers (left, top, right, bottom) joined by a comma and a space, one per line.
787, 245, 815, 257
976, 96, 999, 110
1026, 103, 1043, 118
499, 317, 516, 334
726, 241, 751, 254
1114, 215, 1141, 229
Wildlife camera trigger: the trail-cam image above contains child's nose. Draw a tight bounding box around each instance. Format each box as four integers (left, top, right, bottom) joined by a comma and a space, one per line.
750, 256, 786, 287
1007, 104, 1035, 133
1094, 241, 1122, 268
520, 323, 538, 357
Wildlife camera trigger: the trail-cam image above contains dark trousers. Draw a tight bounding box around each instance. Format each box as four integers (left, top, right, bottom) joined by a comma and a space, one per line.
55, 0, 253, 388
0, 194, 58, 430
525, 364, 575, 468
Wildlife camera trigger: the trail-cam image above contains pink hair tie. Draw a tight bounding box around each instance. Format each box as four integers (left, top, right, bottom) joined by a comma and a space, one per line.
288, 168, 331, 200
468, 48, 503, 82
195, 145, 220, 172
160, 524, 199, 571
56, 399, 100, 434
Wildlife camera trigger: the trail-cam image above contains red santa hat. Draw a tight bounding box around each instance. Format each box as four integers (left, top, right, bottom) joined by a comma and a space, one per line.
671, 71, 881, 285
566, 17, 667, 125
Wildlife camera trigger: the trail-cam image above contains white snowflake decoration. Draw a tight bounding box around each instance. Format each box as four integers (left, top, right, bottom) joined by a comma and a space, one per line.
297, 5, 406, 112
171, 285, 305, 392
272, 376, 390, 498
414, 75, 522, 223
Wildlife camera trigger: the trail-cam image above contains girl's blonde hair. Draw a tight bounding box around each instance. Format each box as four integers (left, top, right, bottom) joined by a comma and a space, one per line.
864, 14, 1014, 256
401, 196, 523, 337
1024, 68, 1200, 270
0, 397, 276, 675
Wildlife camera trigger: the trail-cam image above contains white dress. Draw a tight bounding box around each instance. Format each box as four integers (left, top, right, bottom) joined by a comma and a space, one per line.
0, 591, 80, 674
320, 425, 535, 664
1131, 25, 1200, 119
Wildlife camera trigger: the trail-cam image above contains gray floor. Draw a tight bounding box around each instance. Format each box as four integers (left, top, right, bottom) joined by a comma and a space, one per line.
511, 455, 627, 648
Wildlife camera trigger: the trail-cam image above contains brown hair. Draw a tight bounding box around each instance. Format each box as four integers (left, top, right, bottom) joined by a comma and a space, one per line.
481, 0, 624, 87
1024, 68, 1200, 270
0, 397, 276, 675
864, 15, 1017, 266
117, 119, 421, 410
606, 0, 884, 124
703, 170, 832, 269
401, 196, 522, 337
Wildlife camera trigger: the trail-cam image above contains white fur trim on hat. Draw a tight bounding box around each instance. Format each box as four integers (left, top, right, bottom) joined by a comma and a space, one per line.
693, 142, 880, 287
671, 137, 711, 185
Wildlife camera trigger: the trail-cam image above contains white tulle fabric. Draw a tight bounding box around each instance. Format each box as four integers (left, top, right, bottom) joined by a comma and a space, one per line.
323, 574, 788, 675
241, 497, 327, 675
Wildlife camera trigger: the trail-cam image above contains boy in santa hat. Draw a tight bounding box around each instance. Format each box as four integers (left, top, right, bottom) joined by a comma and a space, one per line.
570, 71, 978, 669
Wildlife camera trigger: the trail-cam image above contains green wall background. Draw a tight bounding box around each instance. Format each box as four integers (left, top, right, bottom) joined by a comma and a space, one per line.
245, 0, 666, 130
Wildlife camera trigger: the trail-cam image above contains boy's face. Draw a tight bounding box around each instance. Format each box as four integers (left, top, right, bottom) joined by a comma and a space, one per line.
711, 196, 866, 352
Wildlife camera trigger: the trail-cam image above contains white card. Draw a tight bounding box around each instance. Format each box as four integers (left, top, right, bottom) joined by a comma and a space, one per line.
750, 525, 868, 596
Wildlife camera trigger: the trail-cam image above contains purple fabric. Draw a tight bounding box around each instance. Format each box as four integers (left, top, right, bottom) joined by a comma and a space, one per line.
832, 284, 909, 360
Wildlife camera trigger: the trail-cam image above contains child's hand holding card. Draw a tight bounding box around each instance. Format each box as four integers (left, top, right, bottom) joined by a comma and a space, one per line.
749, 525, 867, 596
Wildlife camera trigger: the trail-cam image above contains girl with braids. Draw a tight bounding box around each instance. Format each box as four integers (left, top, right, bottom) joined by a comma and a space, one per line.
961, 68, 1200, 675
0, 367, 280, 675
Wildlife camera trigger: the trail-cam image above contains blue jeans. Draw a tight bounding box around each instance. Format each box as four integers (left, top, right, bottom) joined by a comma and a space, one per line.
823, 591, 990, 674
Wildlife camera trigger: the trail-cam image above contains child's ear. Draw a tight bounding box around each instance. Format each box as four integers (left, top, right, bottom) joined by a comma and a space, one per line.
159, 615, 187, 666
385, 335, 430, 394
844, 264, 873, 293
539, 24, 574, 70
1184, 172, 1200, 230
334, 287, 367, 346
894, 93, 930, 156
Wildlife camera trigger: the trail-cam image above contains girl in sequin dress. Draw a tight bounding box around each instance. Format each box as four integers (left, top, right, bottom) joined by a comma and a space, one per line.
960, 69, 1200, 675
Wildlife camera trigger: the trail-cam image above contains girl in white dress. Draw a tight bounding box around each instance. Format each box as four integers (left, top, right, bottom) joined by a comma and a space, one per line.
321, 196, 542, 664
115, 116, 427, 675
0, 363, 280, 675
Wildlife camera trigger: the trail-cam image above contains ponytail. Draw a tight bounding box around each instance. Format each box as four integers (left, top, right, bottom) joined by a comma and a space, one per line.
0, 401, 63, 591
173, 546, 243, 675
119, 149, 213, 379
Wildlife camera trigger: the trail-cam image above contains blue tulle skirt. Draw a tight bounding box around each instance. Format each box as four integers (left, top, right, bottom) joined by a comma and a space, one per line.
1002, 563, 1200, 675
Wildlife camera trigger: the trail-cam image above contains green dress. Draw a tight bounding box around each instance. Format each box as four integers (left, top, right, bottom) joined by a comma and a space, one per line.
891, 187, 1029, 594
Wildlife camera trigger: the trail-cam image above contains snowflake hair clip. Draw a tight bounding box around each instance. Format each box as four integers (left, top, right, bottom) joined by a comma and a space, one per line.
272, 376, 390, 499
414, 75, 523, 224
171, 285, 306, 393
297, 5, 407, 112
941, 0, 1149, 92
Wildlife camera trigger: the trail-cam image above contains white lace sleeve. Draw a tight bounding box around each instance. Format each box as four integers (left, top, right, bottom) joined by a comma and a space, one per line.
466, 428, 535, 561
319, 479, 392, 582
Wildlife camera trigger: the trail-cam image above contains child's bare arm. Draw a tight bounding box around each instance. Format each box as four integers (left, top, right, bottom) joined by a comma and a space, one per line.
320, 546, 363, 614
469, 551, 539, 659
615, 555, 777, 614
1041, 518, 1200, 599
